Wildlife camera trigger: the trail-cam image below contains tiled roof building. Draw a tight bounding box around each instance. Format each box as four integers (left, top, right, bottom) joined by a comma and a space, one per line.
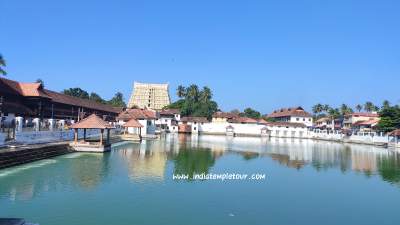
0, 77, 121, 121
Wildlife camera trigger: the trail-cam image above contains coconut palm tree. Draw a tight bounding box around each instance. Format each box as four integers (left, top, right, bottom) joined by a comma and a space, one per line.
355, 104, 363, 112
382, 100, 390, 109
340, 104, 353, 115
186, 84, 199, 101
312, 104, 323, 115
0, 54, 6, 76
200, 86, 212, 103
364, 101, 375, 112
328, 107, 341, 119
322, 104, 330, 112
176, 85, 186, 98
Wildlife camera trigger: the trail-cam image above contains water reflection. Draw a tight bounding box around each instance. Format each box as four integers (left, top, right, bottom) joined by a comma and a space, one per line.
1, 134, 400, 202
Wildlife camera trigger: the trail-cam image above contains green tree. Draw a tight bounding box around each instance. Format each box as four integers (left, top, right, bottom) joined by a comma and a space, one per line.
165, 84, 218, 119
89, 92, 106, 104
176, 85, 186, 98
340, 104, 353, 115
0, 54, 6, 76
200, 86, 212, 102
108, 92, 126, 107
355, 104, 363, 112
36, 78, 44, 87
322, 104, 330, 112
63, 88, 90, 99
312, 104, 323, 114
382, 100, 390, 109
377, 105, 400, 132
328, 107, 341, 119
364, 101, 375, 112
241, 107, 261, 119
186, 84, 200, 101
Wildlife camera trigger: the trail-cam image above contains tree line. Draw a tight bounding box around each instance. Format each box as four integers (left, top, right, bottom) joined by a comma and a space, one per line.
62, 87, 126, 108
312, 101, 400, 132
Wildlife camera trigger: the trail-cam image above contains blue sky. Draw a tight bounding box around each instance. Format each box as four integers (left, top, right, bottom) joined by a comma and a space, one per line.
1, 0, 399, 114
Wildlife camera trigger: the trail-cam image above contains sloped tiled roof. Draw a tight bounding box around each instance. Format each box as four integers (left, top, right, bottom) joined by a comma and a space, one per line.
70, 114, 115, 129
44, 89, 120, 113
389, 129, 400, 136
213, 112, 239, 119
159, 109, 180, 116
353, 118, 380, 126
180, 117, 209, 123
0, 77, 121, 114
267, 106, 312, 118
123, 119, 143, 128
0, 78, 50, 98
228, 117, 258, 124
257, 118, 269, 125
117, 109, 157, 120
350, 112, 379, 117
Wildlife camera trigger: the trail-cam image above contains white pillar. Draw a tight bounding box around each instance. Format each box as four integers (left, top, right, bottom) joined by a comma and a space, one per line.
59, 120, 65, 130
33, 118, 40, 131
15, 117, 23, 132
49, 119, 56, 131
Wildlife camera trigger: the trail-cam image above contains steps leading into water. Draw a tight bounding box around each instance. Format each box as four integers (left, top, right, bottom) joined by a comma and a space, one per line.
0, 143, 73, 170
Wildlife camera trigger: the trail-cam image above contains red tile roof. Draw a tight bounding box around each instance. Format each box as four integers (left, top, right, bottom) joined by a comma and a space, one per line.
70, 114, 115, 129
1, 77, 120, 114
44, 90, 120, 113
349, 112, 379, 117
180, 117, 209, 123
228, 117, 258, 124
117, 109, 157, 120
0, 78, 50, 98
123, 119, 143, 128
353, 118, 379, 126
267, 106, 312, 118
389, 129, 400, 136
212, 112, 239, 119
257, 118, 269, 125
159, 109, 180, 116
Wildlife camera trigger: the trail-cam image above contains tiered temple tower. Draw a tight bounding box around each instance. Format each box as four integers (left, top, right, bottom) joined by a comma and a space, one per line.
127, 82, 171, 110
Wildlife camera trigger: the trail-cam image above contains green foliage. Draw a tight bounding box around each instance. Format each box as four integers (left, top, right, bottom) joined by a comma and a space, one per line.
328, 108, 341, 119
36, 78, 44, 87
378, 105, 400, 132
89, 92, 107, 104
355, 104, 363, 112
108, 92, 126, 108
63, 88, 126, 107
173, 148, 216, 180
340, 104, 353, 115
0, 54, 7, 76
165, 85, 218, 119
63, 88, 90, 99
241, 107, 261, 119
364, 101, 377, 112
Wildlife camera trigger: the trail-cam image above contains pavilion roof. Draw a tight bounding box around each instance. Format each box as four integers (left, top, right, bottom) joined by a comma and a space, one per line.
70, 114, 115, 129
123, 119, 143, 128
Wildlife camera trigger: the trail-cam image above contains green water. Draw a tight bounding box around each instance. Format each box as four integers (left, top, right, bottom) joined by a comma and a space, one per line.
1, 134, 400, 225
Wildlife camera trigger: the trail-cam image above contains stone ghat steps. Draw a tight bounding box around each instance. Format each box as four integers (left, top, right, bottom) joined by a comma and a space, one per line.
0, 144, 73, 170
